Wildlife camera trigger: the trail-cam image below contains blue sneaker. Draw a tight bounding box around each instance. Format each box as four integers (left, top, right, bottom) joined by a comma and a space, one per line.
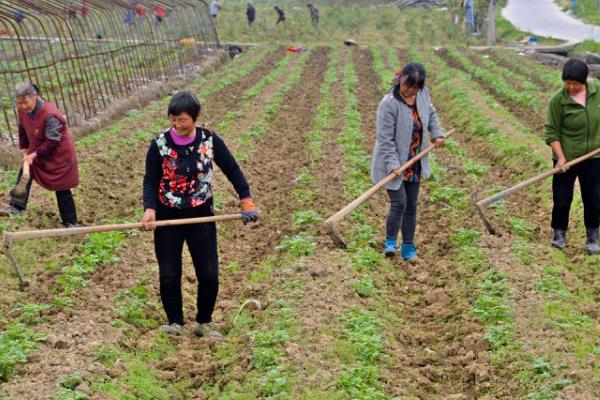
401, 243, 417, 261
384, 238, 398, 257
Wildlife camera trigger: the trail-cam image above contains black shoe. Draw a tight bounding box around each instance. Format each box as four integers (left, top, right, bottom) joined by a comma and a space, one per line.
551, 229, 566, 249
586, 228, 600, 255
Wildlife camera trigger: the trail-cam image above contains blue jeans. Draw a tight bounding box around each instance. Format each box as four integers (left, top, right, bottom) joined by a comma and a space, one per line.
386, 182, 420, 244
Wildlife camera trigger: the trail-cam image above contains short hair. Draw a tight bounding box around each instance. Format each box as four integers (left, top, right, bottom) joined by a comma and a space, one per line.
395, 62, 426, 89
562, 59, 588, 84
15, 82, 39, 97
168, 91, 201, 120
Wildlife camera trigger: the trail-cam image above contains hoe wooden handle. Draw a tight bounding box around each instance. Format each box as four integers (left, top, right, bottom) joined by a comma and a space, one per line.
3, 214, 243, 245
325, 129, 455, 228
476, 146, 600, 208
22, 160, 30, 177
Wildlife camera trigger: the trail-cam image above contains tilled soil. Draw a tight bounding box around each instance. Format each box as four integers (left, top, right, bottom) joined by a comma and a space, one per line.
4, 44, 600, 400
165, 47, 332, 396
0, 48, 287, 400
351, 47, 491, 399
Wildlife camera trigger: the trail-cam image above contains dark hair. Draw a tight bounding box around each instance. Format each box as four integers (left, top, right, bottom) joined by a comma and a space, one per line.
168, 91, 201, 120
562, 59, 588, 84
393, 62, 426, 89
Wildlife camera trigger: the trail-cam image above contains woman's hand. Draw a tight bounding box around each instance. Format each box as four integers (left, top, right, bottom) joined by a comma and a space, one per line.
556, 156, 568, 173
240, 198, 260, 224
23, 152, 36, 166
432, 137, 444, 148
141, 208, 156, 230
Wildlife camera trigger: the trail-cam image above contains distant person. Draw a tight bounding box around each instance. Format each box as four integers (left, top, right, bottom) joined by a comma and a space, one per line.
246, 3, 256, 26
135, 3, 146, 17
14, 10, 25, 24
210, 0, 221, 18
545, 59, 600, 254
463, 0, 474, 32
274, 6, 285, 25
228, 45, 243, 59
154, 5, 166, 25
307, 4, 319, 27
67, 3, 78, 19
124, 7, 135, 25
81, 1, 90, 18
0, 83, 79, 227
371, 63, 445, 260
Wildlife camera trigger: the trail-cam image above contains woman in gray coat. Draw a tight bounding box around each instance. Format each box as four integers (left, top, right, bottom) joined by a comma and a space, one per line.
371, 62, 445, 260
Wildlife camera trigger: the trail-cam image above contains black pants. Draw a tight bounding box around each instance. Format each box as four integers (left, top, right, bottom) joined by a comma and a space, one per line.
9, 167, 77, 226
154, 204, 218, 325
552, 158, 600, 230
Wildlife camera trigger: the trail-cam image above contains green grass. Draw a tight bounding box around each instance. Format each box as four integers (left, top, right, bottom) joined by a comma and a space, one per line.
351, 277, 377, 298
91, 334, 180, 400
446, 45, 543, 112
336, 307, 387, 399
292, 210, 322, 230
509, 217, 535, 239
10, 302, 51, 325
351, 248, 387, 272
575, 39, 600, 54
307, 48, 339, 161
557, 0, 600, 25
115, 280, 160, 329
57, 231, 125, 295
276, 234, 316, 258
0, 323, 46, 382
338, 52, 372, 199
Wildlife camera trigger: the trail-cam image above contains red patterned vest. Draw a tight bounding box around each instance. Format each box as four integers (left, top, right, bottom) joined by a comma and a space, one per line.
155, 127, 214, 209
18, 101, 79, 191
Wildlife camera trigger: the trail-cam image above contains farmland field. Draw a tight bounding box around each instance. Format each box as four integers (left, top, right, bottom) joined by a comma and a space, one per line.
1, 3, 599, 400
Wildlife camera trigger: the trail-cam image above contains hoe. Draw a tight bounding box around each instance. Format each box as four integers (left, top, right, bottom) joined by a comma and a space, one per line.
324, 129, 455, 248
476, 147, 600, 235
9, 160, 30, 205
3, 214, 245, 289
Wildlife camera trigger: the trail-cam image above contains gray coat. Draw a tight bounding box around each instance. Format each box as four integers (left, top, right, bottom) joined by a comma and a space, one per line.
370, 88, 444, 190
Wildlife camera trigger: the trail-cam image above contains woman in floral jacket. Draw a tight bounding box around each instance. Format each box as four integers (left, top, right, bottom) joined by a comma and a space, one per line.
142, 91, 259, 338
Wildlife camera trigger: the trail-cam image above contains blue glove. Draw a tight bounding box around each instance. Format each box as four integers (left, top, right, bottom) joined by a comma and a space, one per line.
240, 198, 260, 224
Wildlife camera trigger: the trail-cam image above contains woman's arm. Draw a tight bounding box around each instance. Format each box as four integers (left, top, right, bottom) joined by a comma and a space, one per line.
426, 88, 444, 143
143, 140, 162, 210
550, 141, 568, 172
18, 123, 28, 153
376, 98, 401, 173
545, 95, 566, 171
544, 95, 562, 146
35, 116, 62, 158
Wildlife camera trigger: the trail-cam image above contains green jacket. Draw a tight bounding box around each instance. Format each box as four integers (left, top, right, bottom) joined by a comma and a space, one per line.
545, 83, 600, 161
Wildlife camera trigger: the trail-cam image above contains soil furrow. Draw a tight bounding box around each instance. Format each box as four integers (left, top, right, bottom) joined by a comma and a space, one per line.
0, 47, 287, 399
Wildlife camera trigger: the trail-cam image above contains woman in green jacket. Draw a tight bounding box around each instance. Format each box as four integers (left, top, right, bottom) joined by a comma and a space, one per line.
545, 59, 600, 254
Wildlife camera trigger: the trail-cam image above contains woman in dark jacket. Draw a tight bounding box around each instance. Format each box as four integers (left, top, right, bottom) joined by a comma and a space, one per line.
142, 91, 259, 338
274, 6, 285, 25
545, 59, 600, 254
246, 3, 256, 26
370, 62, 445, 261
